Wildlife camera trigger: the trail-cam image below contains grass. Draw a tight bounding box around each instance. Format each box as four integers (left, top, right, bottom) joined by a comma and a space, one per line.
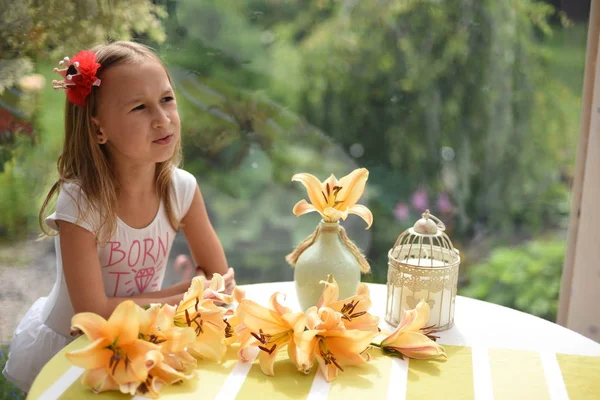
0, 345, 25, 400
543, 23, 588, 95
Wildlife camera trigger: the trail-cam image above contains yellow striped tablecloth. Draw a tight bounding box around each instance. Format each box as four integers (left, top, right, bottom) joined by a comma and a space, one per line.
26, 283, 600, 399
27, 338, 600, 399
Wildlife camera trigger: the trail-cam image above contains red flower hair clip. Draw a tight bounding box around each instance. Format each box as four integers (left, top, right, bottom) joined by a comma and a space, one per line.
52, 50, 101, 107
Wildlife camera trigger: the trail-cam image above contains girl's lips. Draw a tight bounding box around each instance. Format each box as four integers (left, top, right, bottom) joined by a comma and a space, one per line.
153, 134, 173, 145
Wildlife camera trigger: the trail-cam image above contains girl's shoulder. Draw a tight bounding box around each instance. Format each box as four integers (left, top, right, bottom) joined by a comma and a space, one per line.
45, 180, 99, 234
171, 167, 196, 188
170, 167, 197, 221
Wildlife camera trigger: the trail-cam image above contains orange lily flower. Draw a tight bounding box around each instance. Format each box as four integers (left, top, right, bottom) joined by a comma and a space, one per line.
380, 300, 446, 360
297, 306, 377, 382
173, 275, 231, 362
66, 300, 162, 393
317, 275, 379, 332
138, 303, 197, 373
236, 292, 306, 376
291, 168, 373, 228
224, 287, 248, 346
131, 351, 195, 398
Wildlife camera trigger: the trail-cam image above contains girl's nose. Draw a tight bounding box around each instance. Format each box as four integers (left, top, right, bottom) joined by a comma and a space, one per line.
152, 110, 171, 129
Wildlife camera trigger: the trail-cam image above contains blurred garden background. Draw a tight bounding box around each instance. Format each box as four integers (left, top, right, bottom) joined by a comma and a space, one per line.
0, 0, 592, 396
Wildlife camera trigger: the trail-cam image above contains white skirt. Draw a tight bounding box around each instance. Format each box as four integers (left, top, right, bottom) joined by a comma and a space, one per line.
2, 297, 72, 393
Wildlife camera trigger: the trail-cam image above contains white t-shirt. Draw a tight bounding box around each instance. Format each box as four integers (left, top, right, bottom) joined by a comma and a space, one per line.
41, 167, 197, 337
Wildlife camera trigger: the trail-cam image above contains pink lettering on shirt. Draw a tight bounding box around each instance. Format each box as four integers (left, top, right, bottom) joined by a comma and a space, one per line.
128, 240, 141, 267
103, 242, 126, 268
143, 238, 156, 265
103, 231, 170, 295
109, 271, 130, 296
157, 232, 169, 260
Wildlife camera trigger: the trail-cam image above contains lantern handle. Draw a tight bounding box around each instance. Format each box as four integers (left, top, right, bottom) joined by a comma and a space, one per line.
423, 209, 446, 232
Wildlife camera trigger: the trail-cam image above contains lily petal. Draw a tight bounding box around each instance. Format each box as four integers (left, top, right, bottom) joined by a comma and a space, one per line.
291, 173, 328, 211
178, 277, 205, 312
323, 207, 344, 222
304, 307, 322, 330
395, 300, 430, 333
296, 330, 319, 368
322, 174, 340, 207
232, 287, 246, 303
107, 300, 140, 345
208, 273, 225, 292
287, 341, 302, 372
238, 299, 288, 334
112, 341, 162, 384
316, 307, 344, 331
348, 204, 373, 229
317, 275, 339, 308
409, 300, 431, 332
163, 351, 197, 372
70, 313, 109, 342
316, 351, 339, 382
327, 284, 379, 332
163, 327, 197, 353
323, 330, 376, 366
186, 316, 228, 362
81, 368, 119, 393
382, 331, 446, 360
65, 338, 112, 370
292, 199, 320, 217
269, 292, 293, 316
119, 382, 139, 396
258, 345, 281, 376
337, 169, 368, 211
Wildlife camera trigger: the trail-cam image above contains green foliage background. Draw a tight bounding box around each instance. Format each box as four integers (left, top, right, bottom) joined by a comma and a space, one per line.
0, 0, 587, 320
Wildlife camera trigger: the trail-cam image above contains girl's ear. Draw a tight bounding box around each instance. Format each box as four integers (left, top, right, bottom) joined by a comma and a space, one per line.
91, 117, 107, 144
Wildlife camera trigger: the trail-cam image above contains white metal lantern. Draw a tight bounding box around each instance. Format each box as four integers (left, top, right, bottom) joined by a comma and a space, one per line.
385, 209, 460, 331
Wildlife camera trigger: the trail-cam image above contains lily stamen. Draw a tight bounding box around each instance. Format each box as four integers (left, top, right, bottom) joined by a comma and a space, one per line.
341, 300, 358, 314
224, 319, 233, 338
258, 344, 277, 354
251, 329, 268, 345
420, 324, 440, 341
322, 184, 345, 208
138, 374, 153, 395
107, 345, 130, 375
341, 311, 367, 322
138, 333, 167, 344
318, 339, 344, 372
251, 329, 292, 356
184, 307, 204, 335
339, 300, 367, 322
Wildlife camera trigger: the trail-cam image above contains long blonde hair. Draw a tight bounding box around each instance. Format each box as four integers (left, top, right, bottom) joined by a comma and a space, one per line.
39, 41, 183, 242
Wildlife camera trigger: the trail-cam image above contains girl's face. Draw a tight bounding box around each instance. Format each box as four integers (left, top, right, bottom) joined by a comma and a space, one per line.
92, 60, 181, 167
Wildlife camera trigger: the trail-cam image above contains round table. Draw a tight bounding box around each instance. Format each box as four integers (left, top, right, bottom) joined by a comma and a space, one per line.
28, 282, 600, 399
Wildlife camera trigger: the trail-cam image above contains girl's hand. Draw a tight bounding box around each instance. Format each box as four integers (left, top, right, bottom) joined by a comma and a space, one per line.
197, 266, 236, 295
176, 255, 236, 294
221, 267, 236, 294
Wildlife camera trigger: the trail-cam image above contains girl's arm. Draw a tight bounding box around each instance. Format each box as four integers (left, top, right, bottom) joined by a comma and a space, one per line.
180, 186, 231, 279
142, 279, 192, 298
57, 220, 187, 319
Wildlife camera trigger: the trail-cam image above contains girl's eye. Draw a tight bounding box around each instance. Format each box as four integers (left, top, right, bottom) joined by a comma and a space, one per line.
162, 96, 174, 103
131, 104, 145, 111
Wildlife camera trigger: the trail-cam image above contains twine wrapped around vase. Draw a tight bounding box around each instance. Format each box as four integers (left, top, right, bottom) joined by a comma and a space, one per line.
285, 222, 370, 273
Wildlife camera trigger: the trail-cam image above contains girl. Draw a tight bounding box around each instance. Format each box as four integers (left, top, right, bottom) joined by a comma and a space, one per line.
2, 41, 235, 393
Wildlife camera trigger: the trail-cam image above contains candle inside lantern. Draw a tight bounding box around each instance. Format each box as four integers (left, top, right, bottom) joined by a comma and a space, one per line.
392, 258, 453, 328
385, 210, 460, 331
